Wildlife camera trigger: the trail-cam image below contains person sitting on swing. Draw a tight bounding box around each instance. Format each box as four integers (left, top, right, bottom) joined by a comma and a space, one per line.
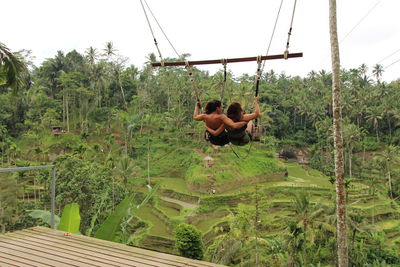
205, 96, 260, 146
193, 100, 247, 146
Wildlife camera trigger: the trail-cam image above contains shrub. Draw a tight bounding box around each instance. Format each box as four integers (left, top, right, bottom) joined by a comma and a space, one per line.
174, 223, 204, 260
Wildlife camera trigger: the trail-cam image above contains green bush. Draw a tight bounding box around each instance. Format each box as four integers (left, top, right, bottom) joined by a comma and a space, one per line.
174, 223, 204, 260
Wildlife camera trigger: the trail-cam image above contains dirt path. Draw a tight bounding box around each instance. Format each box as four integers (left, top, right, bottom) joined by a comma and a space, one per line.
160, 196, 198, 209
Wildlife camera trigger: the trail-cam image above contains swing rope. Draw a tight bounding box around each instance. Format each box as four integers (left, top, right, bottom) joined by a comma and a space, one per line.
261, 0, 285, 73
139, 0, 202, 108
220, 58, 228, 101
227, 0, 286, 158
284, 0, 298, 59
139, 0, 164, 65
185, 61, 202, 109
142, 0, 181, 59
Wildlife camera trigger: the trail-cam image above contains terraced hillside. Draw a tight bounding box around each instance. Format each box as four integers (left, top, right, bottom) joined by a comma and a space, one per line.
126, 142, 400, 257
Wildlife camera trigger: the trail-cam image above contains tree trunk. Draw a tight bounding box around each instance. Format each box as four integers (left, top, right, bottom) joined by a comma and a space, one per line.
119, 79, 128, 111
349, 148, 352, 178
388, 170, 393, 199
66, 95, 70, 132
329, 1, 349, 266
62, 94, 66, 126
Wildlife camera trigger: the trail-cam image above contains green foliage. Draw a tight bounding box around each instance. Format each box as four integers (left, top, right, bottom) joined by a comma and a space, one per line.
41, 108, 61, 129
95, 185, 159, 242
2, 43, 400, 265
174, 223, 204, 260
28, 210, 60, 228
95, 196, 133, 241
57, 203, 81, 234
362, 136, 382, 151
53, 154, 126, 233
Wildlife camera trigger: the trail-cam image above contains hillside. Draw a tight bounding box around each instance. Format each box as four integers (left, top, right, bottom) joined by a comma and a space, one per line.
2, 126, 399, 266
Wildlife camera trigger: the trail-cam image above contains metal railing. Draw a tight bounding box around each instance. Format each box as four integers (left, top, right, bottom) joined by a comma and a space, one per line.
0, 165, 57, 229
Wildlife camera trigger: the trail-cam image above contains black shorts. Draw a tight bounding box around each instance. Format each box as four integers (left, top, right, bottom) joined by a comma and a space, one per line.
207, 130, 230, 146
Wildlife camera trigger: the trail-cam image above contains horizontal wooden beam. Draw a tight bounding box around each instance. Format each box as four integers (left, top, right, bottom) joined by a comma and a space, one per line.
151, 52, 303, 67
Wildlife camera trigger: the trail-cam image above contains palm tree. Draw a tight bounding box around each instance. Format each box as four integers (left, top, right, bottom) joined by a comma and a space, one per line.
365, 106, 383, 142
0, 42, 29, 93
116, 156, 138, 184
374, 145, 398, 199
85, 46, 98, 65
103, 41, 117, 60
342, 122, 364, 178
291, 193, 326, 264
329, 0, 348, 265
358, 63, 368, 77
372, 64, 384, 83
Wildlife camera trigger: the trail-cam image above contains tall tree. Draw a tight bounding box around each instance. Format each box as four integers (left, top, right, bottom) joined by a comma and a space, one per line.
372, 64, 384, 83
329, 1, 348, 266
375, 145, 398, 199
103, 41, 117, 60
342, 122, 363, 178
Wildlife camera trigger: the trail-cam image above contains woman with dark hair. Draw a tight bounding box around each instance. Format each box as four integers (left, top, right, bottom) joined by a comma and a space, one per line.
194, 100, 247, 146
205, 96, 260, 146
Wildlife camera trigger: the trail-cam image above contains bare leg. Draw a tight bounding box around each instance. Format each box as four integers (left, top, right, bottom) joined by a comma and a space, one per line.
246, 120, 254, 133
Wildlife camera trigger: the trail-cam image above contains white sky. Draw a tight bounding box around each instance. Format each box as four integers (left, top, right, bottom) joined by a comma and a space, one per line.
3, 0, 400, 82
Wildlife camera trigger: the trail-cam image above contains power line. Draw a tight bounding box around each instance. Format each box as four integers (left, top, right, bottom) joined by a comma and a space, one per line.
316, 0, 382, 69
377, 48, 400, 64
339, 0, 382, 43
384, 58, 400, 70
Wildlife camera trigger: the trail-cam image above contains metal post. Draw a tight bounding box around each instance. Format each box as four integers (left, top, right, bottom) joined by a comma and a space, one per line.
50, 167, 56, 229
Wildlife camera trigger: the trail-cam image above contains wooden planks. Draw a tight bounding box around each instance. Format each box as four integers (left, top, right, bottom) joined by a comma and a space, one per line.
0, 227, 225, 267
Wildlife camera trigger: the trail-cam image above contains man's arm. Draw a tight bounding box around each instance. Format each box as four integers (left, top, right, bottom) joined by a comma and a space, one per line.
193, 101, 205, 121
205, 123, 225, 136
220, 115, 248, 129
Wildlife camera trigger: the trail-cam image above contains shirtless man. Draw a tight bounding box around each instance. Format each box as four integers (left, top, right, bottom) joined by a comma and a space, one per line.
193, 100, 247, 146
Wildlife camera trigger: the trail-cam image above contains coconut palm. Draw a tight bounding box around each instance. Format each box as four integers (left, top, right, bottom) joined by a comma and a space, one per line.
0, 42, 29, 93
103, 41, 117, 60
372, 64, 384, 83
85, 46, 98, 65
374, 145, 399, 199
116, 156, 140, 184
342, 122, 364, 178
365, 106, 383, 142
329, 0, 348, 265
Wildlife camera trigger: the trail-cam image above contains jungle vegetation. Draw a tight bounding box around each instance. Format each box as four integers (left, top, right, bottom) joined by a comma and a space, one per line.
1, 41, 400, 266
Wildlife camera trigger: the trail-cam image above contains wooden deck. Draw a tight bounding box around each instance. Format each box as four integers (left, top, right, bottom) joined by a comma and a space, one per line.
0, 227, 225, 267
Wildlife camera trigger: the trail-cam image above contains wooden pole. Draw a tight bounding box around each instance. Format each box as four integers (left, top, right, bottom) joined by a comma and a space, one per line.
151, 52, 303, 67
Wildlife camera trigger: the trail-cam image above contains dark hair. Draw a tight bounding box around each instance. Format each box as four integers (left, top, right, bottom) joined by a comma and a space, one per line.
227, 102, 243, 122
205, 100, 222, 114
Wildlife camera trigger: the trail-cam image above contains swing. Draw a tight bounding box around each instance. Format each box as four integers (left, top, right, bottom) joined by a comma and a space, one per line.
140, 0, 301, 150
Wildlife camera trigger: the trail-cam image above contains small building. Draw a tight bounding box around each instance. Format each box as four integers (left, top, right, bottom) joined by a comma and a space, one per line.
51, 126, 64, 136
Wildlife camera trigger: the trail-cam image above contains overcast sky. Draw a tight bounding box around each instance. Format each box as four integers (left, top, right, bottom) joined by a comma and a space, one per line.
3, 0, 400, 82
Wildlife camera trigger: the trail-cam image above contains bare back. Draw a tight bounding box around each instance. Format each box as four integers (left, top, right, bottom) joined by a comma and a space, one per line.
203, 113, 224, 129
